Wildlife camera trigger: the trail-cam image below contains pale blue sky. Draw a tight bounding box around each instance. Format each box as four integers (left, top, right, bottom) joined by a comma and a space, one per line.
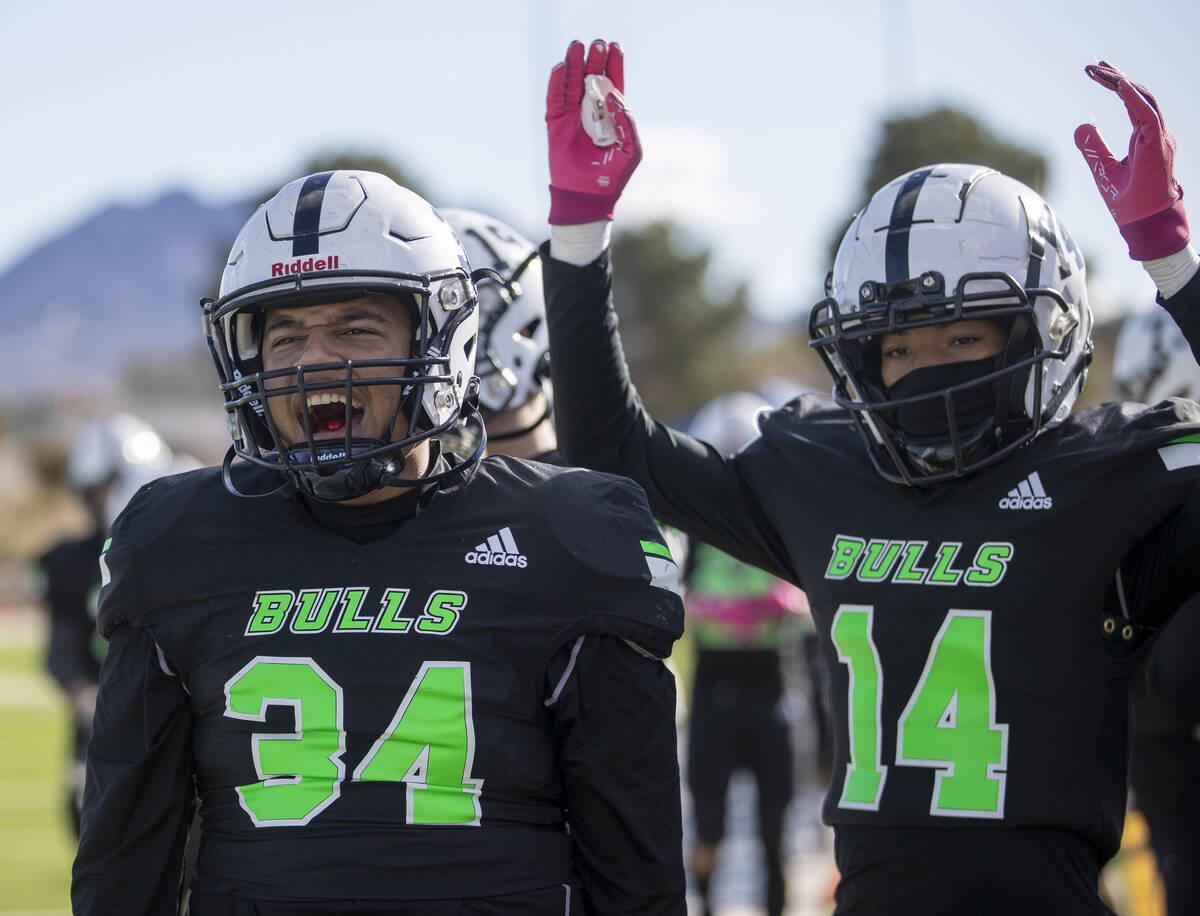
2, 0, 1194, 321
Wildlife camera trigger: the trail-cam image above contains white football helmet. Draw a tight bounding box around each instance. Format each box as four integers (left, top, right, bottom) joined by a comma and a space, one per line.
440, 208, 549, 420
1113, 306, 1200, 403
809, 164, 1094, 484
205, 171, 482, 500
68, 414, 196, 526
688, 391, 769, 456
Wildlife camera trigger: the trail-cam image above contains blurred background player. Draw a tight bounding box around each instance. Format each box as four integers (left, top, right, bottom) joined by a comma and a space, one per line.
1111, 308, 1200, 915
681, 391, 809, 916
441, 208, 558, 463
34, 413, 193, 834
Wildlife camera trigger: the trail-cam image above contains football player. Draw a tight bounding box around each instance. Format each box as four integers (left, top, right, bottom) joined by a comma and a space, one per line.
540, 42, 1200, 914
35, 413, 185, 835
440, 208, 560, 463
682, 392, 808, 916
1112, 307, 1200, 914
71, 172, 686, 915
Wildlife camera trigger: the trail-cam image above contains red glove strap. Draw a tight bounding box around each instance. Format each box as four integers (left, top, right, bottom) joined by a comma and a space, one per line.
1122, 199, 1191, 261
548, 186, 620, 225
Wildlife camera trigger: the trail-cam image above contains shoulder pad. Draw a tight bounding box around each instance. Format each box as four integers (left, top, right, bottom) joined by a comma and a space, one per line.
95, 467, 221, 638
542, 468, 684, 657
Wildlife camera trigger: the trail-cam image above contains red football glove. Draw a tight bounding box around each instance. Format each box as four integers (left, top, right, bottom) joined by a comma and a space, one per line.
545, 39, 643, 225
1074, 60, 1188, 260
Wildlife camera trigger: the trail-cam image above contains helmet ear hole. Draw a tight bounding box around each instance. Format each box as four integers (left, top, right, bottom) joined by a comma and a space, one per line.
235, 313, 260, 362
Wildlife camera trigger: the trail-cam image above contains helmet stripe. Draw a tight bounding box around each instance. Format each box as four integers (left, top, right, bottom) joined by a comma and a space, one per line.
291, 171, 336, 256
1022, 198, 1060, 289
884, 167, 934, 283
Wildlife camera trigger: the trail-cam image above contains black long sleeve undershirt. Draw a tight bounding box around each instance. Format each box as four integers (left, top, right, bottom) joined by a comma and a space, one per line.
541, 242, 796, 584
72, 626, 195, 915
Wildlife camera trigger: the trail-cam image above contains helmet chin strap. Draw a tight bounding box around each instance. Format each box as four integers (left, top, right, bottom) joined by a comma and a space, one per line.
221, 417, 485, 501
310, 450, 403, 500
221, 445, 296, 499
380, 405, 488, 488
283, 391, 413, 501
291, 407, 487, 501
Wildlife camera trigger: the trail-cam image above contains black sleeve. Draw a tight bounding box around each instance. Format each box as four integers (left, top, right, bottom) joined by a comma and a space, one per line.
1088, 260, 1200, 631
1147, 592, 1200, 719
1159, 263, 1200, 364
72, 625, 194, 916
42, 573, 100, 691
542, 244, 795, 581
544, 634, 686, 915
1119, 480, 1200, 626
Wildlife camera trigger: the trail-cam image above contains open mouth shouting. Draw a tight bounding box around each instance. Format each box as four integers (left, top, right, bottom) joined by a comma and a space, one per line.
301, 391, 365, 439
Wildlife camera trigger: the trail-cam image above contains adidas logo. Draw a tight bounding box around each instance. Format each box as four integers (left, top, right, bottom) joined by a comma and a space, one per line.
998, 471, 1053, 510
465, 526, 528, 568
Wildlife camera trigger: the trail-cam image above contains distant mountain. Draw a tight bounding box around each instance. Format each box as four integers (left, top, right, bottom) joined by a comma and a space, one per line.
0, 189, 809, 405
0, 191, 250, 397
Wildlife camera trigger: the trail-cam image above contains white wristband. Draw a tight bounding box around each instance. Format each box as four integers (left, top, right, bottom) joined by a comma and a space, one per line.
1142, 245, 1200, 300
549, 221, 612, 266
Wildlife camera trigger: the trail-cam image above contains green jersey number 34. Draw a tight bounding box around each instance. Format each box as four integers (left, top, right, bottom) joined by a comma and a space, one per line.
223, 656, 483, 827
831, 605, 1009, 818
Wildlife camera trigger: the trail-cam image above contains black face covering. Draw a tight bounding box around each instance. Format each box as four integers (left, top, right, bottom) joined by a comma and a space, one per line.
884, 356, 997, 442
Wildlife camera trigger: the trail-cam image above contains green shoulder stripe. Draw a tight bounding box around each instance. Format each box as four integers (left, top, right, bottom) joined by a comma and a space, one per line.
640, 540, 679, 593
641, 540, 674, 561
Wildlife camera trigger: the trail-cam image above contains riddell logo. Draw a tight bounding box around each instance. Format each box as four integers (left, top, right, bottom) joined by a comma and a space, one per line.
998, 471, 1053, 510
464, 526, 528, 568
271, 254, 340, 277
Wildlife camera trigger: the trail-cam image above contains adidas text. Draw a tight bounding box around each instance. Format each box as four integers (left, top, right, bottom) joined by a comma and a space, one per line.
464, 551, 528, 568
998, 495, 1053, 510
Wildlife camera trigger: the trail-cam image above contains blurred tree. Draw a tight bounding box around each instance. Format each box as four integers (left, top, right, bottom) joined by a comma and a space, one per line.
276, 151, 428, 206
864, 106, 1047, 198
246, 151, 430, 214
609, 221, 753, 419
825, 106, 1048, 269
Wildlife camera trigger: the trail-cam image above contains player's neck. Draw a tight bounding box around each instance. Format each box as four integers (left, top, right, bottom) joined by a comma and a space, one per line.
486, 396, 557, 460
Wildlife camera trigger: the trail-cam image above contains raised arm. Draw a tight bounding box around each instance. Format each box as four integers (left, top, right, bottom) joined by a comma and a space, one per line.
542, 39, 795, 581
1075, 60, 1200, 347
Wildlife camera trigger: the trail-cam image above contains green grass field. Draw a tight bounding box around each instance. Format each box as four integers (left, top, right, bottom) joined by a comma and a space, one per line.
0, 611, 75, 915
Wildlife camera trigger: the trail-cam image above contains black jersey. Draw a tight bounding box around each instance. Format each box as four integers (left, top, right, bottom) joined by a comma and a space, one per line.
742, 394, 1200, 851
72, 456, 684, 912
543, 246, 1200, 905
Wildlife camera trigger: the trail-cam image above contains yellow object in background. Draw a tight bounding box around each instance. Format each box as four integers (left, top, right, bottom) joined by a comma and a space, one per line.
1101, 809, 1165, 916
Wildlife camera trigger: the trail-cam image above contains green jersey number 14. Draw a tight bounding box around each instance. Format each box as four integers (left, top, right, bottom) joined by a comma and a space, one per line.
830, 605, 1008, 818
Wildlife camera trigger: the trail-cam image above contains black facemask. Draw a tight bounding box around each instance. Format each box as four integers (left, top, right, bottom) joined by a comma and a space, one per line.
884, 356, 997, 443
